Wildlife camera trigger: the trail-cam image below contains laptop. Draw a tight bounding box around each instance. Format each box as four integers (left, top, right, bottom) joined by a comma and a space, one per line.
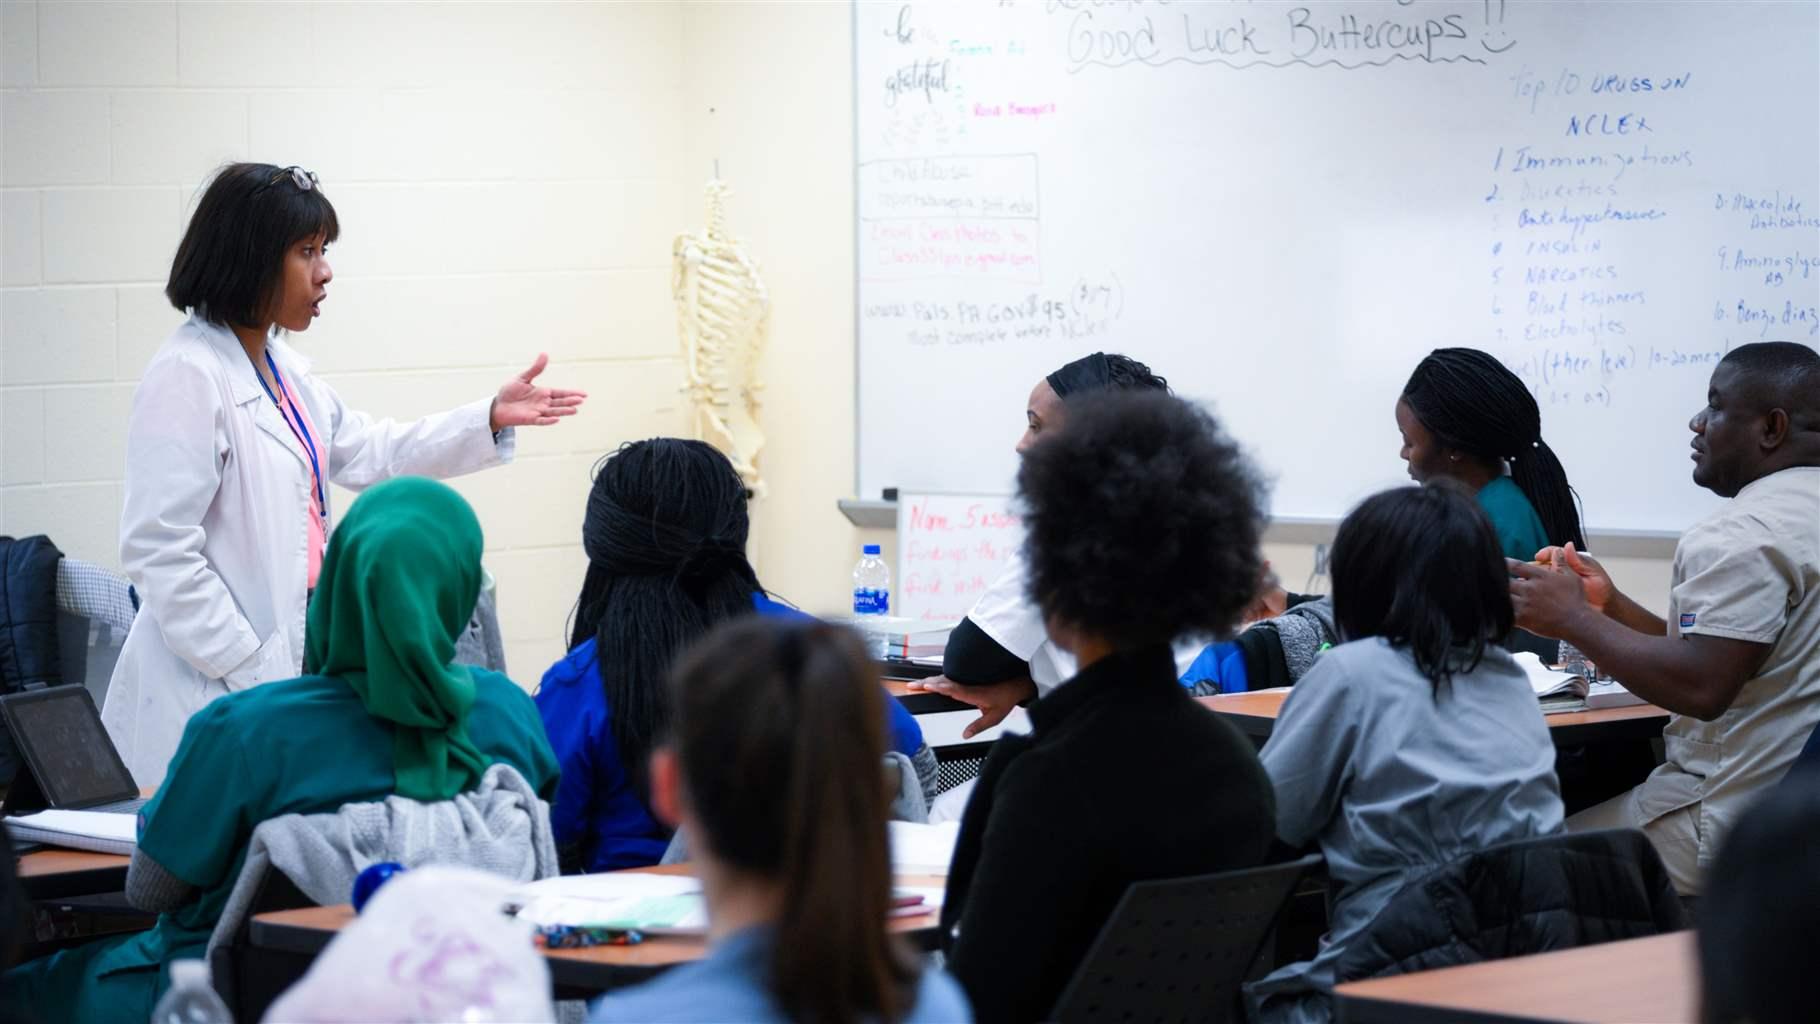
0, 685, 146, 817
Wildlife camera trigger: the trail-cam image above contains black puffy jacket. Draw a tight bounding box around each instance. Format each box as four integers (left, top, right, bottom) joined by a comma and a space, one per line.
1334, 828, 1688, 983
0, 535, 64, 781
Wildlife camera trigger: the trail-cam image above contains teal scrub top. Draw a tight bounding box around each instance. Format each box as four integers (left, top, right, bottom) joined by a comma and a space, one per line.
8, 669, 558, 1023
1477, 476, 1553, 562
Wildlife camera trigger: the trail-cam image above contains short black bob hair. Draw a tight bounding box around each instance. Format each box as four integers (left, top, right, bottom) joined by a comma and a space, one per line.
165, 162, 339, 328
1018, 390, 1264, 649
1330, 483, 1513, 690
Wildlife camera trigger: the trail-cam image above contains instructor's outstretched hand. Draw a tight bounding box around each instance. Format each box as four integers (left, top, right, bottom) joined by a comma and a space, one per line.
490, 353, 587, 430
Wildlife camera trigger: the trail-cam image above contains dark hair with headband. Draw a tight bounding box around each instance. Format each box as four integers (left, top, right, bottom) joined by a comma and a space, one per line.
568, 438, 761, 800
1046, 352, 1170, 399
1402, 347, 1587, 551
668, 617, 921, 1024
166, 162, 339, 329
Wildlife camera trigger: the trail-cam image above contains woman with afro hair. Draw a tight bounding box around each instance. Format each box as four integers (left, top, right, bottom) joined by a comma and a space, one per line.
938, 390, 1277, 1023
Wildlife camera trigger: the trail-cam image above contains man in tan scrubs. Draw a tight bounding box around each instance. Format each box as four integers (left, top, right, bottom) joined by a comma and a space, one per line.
1508, 341, 1820, 896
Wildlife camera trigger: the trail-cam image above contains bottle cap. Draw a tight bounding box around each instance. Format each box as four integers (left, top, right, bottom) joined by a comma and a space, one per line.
352, 861, 408, 913
863, 544, 881, 555
169, 959, 210, 987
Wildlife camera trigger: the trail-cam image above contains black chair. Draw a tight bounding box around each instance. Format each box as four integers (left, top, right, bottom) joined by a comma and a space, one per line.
1786, 720, 1820, 782
1049, 853, 1324, 1024
209, 865, 316, 1024
933, 741, 992, 794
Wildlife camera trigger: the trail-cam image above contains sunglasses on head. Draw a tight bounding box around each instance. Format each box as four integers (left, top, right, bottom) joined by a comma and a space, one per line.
256, 165, 320, 193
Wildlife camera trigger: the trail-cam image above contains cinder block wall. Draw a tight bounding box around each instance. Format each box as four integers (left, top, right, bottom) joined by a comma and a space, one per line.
1, 1, 694, 677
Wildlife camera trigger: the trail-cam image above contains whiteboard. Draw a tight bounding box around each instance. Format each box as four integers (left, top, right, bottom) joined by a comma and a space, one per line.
896, 492, 1024, 624
854, 0, 1820, 534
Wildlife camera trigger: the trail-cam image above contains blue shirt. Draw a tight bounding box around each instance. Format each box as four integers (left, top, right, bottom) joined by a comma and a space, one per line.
536, 593, 925, 873
589, 926, 973, 1023
1179, 640, 1250, 694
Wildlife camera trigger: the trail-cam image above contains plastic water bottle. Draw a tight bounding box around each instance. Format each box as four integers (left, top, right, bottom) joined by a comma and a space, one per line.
853, 544, 891, 658
152, 959, 231, 1023
1557, 639, 1599, 681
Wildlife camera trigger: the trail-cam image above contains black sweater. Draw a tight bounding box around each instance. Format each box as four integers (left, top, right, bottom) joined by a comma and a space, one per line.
940, 645, 1277, 1022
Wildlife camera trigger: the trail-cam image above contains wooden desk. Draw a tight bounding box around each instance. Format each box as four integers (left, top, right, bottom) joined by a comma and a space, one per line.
248, 865, 948, 996
1333, 931, 1698, 1024
884, 679, 973, 715
16, 849, 131, 901
1199, 691, 1671, 747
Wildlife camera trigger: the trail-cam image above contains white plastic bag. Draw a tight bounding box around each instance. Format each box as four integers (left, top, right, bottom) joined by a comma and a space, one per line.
262, 866, 555, 1023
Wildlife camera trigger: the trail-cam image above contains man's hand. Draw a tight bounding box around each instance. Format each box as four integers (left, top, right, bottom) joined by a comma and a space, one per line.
1240, 562, 1289, 626
1531, 542, 1617, 616
905, 674, 1036, 739
1507, 557, 1600, 639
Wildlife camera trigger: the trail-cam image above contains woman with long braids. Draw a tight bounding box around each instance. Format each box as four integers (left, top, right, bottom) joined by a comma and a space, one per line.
1396, 347, 1588, 559
1184, 347, 1588, 694
534, 438, 928, 874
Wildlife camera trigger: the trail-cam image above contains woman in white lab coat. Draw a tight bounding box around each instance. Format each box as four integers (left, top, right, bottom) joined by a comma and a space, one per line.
103, 163, 586, 786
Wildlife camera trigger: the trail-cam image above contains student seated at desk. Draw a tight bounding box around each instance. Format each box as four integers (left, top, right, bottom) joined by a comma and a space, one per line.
3, 479, 559, 1024
537, 439, 925, 874
907, 351, 1171, 737
1398, 347, 1586, 561
1183, 346, 1588, 694
940, 391, 1276, 1023
1247, 485, 1564, 1024
1510, 341, 1820, 897
589, 618, 971, 1024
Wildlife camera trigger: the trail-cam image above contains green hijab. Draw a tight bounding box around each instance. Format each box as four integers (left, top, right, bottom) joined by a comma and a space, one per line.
303, 477, 489, 801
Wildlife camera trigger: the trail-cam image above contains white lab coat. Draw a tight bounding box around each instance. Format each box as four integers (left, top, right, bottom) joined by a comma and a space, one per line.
103, 315, 514, 787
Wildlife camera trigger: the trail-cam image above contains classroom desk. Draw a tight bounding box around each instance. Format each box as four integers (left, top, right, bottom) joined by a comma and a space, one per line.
884, 678, 973, 715
1333, 931, 1698, 1024
247, 864, 949, 997
1199, 691, 1672, 747
16, 849, 132, 901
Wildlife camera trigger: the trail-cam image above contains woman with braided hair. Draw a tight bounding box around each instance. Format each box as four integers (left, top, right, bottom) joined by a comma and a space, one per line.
1186, 347, 1587, 695
534, 439, 927, 874
1396, 347, 1588, 560
1393, 349, 1653, 814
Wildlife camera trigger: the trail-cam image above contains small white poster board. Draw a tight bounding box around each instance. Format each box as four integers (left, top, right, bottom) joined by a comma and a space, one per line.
895, 493, 1024, 626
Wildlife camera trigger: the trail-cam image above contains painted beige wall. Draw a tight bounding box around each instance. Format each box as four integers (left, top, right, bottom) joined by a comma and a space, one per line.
0, 1, 1674, 688
678, 0, 874, 618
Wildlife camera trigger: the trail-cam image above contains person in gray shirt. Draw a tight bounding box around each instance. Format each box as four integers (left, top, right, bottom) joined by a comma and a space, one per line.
1247, 485, 1566, 1024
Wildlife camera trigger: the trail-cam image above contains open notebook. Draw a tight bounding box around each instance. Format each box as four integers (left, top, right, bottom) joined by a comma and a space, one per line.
5, 809, 137, 856
509, 871, 943, 937
511, 872, 708, 935
1513, 652, 1647, 713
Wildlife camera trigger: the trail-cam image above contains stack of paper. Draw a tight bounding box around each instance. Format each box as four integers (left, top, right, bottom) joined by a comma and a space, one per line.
510, 873, 707, 935
5, 810, 137, 855
884, 624, 957, 661
892, 886, 946, 918
1585, 681, 1648, 710
889, 820, 961, 876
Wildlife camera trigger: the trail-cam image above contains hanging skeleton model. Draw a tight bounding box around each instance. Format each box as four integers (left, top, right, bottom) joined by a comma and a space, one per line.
673, 179, 771, 497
